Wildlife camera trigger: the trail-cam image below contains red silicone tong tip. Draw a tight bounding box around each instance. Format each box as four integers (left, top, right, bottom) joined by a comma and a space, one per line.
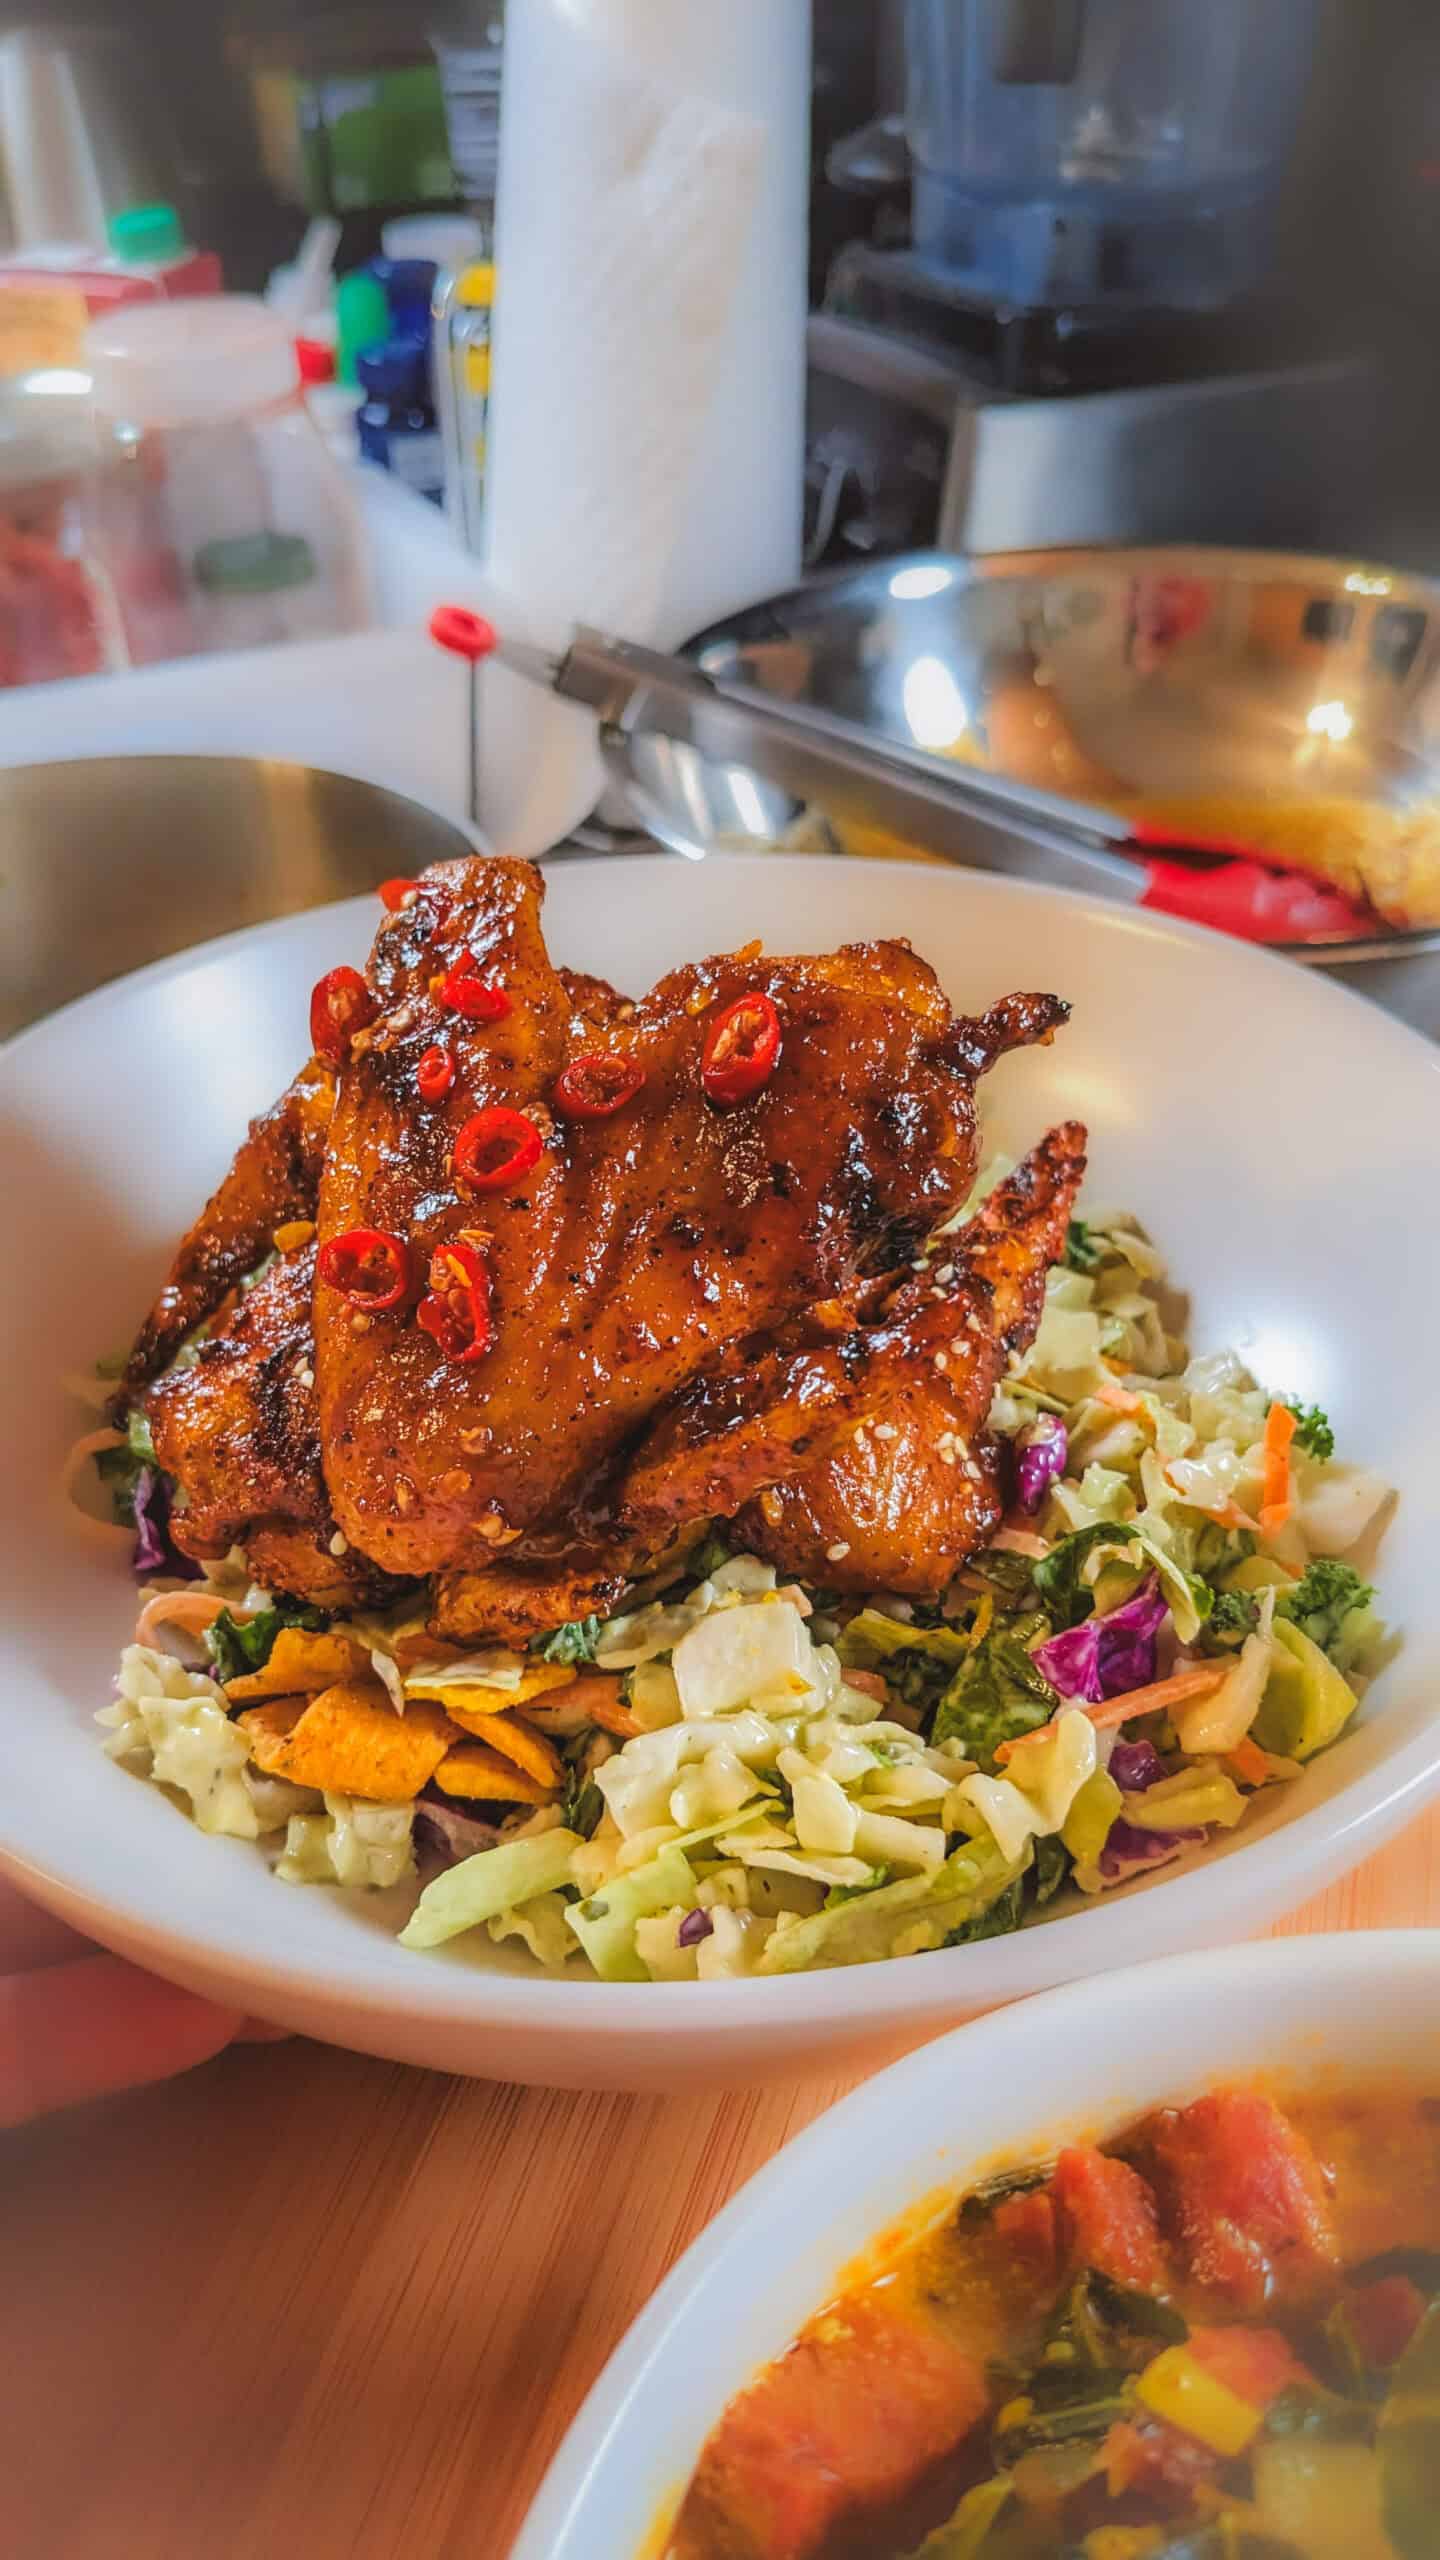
429, 603, 498, 662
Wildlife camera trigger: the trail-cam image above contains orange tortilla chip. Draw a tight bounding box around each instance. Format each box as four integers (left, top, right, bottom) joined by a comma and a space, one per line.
237, 1697, 308, 1765
432, 1743, 554, 1804
439, 1706, 563, 1784
225, 1628, 373, 1701
247, 1682, 459, 1802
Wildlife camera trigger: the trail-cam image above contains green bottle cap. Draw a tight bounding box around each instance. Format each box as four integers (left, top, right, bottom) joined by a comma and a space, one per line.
108, 202, 187, 263
335, 270, 392, 388
193, 532, 318, 596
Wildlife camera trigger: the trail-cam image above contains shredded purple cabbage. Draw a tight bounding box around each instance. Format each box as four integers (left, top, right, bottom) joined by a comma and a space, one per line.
414, 1802, 505, 1868
1032, 1572, 1168, 1703
1107, 1737, 1170, 1794
130, 1467, 200, 1582
677, 1907, 714, 1948
1016, 1416, 1068, 1515
1099, 1816, 1204, 1881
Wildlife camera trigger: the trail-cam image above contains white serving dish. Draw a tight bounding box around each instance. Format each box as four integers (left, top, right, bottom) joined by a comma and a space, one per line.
2, 857, 1438, 2091
514, 1931, 1440, 2558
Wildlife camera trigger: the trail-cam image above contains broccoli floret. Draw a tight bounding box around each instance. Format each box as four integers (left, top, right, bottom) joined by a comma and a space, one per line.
1277, 1559, 1375, 1659
1285, 1400, 1335, 1461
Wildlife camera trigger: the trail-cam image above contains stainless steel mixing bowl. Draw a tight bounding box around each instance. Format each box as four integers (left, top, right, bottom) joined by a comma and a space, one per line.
618, 547, 1440, 1013
0, 756, 477, 1039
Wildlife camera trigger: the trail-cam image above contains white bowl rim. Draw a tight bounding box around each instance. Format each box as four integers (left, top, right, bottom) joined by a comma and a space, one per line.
511, 1927, 1440, 2560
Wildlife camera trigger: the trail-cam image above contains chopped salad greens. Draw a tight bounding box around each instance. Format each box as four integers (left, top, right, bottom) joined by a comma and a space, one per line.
91, 1190, 1395, 1980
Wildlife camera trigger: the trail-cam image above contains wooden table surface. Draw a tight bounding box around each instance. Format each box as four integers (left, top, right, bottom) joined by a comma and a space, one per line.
4, 1806, 1437, 2560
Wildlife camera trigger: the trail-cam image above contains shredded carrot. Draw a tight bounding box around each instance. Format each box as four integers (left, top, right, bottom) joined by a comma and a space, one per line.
1226, 1734, 1274, 1789
997, 1662, 1225, 1765
1259, 1401, 1297, 1534
968, 1593, 994, 1649
1094, 1382, 1146, 1417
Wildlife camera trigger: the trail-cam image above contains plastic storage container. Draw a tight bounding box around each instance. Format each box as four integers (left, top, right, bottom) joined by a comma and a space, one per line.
904, 0, 1320, 308
85, 296, 372, 668
0, 376, 118, 688
0, 204, 222, 380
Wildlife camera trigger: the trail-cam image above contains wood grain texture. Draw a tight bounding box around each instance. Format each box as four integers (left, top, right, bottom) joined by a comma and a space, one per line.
3, 1805, 1437, 2560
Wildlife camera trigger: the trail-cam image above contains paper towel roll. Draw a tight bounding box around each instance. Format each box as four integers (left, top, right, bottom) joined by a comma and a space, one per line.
478, 0, 811, 859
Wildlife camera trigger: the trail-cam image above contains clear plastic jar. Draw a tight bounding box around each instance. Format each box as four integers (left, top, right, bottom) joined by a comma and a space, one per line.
0, 376, 118, 688
84, 295, 373, 667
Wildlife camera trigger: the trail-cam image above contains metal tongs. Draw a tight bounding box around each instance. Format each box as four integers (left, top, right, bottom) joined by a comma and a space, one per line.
430, 600, 1136, 876
428, 607, 1377, 943
500, 620, 1144, 878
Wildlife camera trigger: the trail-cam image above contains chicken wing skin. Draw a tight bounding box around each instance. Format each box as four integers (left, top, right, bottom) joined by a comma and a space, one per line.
145, 1243, 392, 1610
122, 1054, 335, 1395
315, 858, 1062, 1580
732, 1122, 1086, 1595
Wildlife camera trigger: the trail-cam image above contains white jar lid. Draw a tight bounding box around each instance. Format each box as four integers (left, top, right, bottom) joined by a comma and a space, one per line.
85, 296, 301, 429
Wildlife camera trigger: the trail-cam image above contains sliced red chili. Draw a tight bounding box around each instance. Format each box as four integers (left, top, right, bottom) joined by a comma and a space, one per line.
453, 1106, 543, 1192
553, 1053, 647, 1120
378, 876, 419, 912
310, 965, 378, 1065
417, 1240, 494, 1364
316, 1227, 410, 1311
439, 950, 511, 1021
701, 992, 782, 1106
417, 1044, 456, 1102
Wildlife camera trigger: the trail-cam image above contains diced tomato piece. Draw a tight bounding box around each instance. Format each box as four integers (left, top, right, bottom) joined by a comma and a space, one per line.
1051, 2145, 1167, 2290
681, 2293, 988, 2560
1142, 2091, 1337, 2312
1347, 2273, 1427, 2369
1105, 2415, 1220, 2511
1186, 2323, 1305, 2409
991, 2186, 1060, 2283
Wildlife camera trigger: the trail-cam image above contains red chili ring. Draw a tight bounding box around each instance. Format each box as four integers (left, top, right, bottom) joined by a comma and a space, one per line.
417, 1240, 494, 1364
439, 952, 511, 1021
316, 1226, 411, 1312
453, 1106, 543, 1193
378, 877, 419, 912
310, 965, 378, 1065
552, 1053, 647, 1120
417, 1044, 457, 1102
701, 993, 782, 1107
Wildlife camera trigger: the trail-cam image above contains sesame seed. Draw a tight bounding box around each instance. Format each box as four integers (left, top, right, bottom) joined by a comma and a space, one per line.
329, 1530, 348, 1557
933, 1350, 948, 1372
399, 888, 419, 910
935, 1262, 955, 1284
825, 1540, 851, 1562
939, 1448, 957, 1467
873, 1421, 898, 1441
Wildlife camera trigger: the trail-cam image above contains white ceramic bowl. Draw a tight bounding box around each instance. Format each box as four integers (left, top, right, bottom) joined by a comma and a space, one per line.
3, 857, 1439, 2091
514, 1930, 1440, 2559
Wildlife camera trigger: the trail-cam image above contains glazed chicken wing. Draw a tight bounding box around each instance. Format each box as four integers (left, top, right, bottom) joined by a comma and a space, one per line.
123, 1054, 335, 1395
314, 857, 1067, 1580
146, 1242, 391, 1609
732, 1123, 1086, 1596
134, 852, 1078, 1639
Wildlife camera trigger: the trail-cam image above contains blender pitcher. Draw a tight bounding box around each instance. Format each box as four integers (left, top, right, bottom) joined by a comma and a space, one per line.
905, 0, 1321, 308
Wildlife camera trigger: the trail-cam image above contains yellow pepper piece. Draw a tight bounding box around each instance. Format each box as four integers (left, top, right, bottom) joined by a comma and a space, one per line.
1136, 2345, 1265, 2457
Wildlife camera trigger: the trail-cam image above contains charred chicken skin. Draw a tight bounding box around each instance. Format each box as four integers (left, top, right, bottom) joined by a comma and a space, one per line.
127, 855, 1082, 1632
